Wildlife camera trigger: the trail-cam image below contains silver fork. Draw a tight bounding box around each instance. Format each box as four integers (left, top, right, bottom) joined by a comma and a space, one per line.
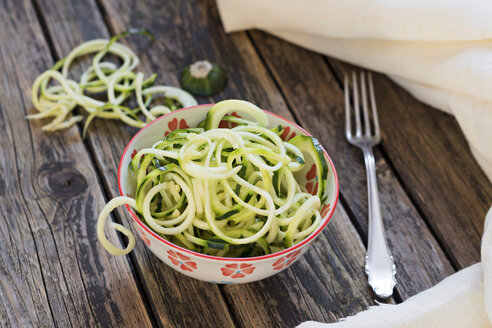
344, 71, 396, 299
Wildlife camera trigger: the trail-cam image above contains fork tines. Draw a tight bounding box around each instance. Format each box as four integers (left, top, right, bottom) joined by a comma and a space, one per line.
344, 72, 380, 144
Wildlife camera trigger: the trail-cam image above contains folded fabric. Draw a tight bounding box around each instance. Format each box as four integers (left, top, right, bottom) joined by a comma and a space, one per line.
216, 0, 492, 182
215, 2, 492, 326
297, 207, 492, 327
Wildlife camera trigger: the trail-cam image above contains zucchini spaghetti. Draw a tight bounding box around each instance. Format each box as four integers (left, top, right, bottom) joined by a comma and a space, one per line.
98, 100, 329, 257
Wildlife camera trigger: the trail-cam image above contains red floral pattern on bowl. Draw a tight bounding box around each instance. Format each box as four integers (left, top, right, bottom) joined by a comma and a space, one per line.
306, 182, 318, 195
280, 126, 296, 141
164, 118, 189, 137
135, 226, 151, 247
221, 263, 256, 278
168, 250, 198, 272
118, 104, 339, 283
305, 164, 319, 196
218, 111, 240, 129
272, 250, 301, 270
320, 203, 331, 217
132, 222, 151, 247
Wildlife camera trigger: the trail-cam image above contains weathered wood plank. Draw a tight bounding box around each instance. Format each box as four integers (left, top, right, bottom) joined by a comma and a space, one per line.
35, 0, 380, 325
91, 0, 389, 322
328, 59, 492, 268
223, 207, 372, 327
32, 0, 237, 327
0, 0, 153, 327
248, 30, 456, 298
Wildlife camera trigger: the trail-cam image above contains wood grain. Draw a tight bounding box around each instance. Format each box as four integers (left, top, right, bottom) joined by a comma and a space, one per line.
33, 0, 237, 327
5, 0, 487, 326
223, 208, 373, 327
34, 0, 380, 325
98, 0, 386, 322
328, 59, 492, 268
0, 0, 152, 326
248, 30, 456, 299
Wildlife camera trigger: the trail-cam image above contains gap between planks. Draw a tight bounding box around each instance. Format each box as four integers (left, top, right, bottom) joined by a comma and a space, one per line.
322, 57, 462, 271
28, 2, 398, 324
29, 0, 162, 326
246, 29, 456, 301
29, 0, 241, 326
245, 30, 404, 305
245, 30, 370, 249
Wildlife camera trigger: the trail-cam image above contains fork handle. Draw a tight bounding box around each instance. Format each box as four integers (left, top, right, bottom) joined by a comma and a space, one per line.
362, 147, 396, 298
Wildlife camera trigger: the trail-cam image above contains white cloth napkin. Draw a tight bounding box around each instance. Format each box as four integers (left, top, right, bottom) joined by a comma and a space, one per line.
298, 206, 492, 327
215, 2, 492, 326
216, 0, 492, 182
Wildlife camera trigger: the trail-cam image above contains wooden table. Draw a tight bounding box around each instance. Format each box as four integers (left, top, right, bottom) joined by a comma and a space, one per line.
2, 0, 491, 327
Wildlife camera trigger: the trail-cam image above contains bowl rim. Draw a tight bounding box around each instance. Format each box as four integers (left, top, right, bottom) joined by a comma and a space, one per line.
118, 103, 339, 262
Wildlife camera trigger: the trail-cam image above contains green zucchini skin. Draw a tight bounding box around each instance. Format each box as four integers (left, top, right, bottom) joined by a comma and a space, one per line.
215, 209, 240, 221
289, 135, 329, 202
180, 61, 228, 96
98, 101, 329, 258
31, 30, 199, 134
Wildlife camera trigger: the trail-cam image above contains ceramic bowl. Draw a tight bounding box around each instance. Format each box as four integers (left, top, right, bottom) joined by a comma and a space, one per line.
118, 104, 339, 283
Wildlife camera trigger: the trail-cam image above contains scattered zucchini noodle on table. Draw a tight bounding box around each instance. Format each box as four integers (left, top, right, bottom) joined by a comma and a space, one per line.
28, 29, 197, 135
98, 100, 329, 257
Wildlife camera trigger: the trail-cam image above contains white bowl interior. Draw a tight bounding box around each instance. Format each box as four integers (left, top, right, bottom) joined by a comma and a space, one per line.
119, 104, 338, 250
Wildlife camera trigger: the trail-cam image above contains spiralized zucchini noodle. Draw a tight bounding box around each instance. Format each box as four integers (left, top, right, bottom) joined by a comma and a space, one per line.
98, 100, 329, 257
28, 29, 197, 134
